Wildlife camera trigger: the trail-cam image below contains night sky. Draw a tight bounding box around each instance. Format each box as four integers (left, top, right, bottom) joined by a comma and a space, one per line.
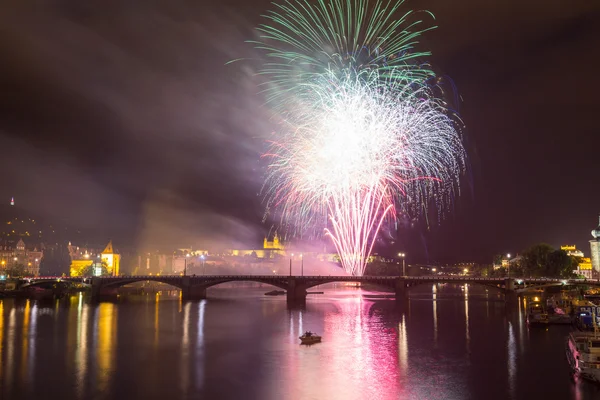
1, 0, 598, 263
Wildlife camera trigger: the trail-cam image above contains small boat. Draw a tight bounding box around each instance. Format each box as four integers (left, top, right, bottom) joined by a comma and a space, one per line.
264, 290, 286, 296
566, 330, 600, 384
527, 302, 549, 326
548, 306, 573, 325
299, 331, 322, 345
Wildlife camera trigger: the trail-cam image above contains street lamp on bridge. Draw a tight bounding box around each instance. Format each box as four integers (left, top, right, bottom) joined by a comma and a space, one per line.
506, 253, 511, 278
398, 253, 406, 276
184, 254, 190, 276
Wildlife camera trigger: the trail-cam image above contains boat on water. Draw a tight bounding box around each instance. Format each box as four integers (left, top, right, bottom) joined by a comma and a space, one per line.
299, 331, 322, 345
547, 306, 573, 325
566, 330, 600, 384
527, 301, 549, 326
264, 290, 286, 296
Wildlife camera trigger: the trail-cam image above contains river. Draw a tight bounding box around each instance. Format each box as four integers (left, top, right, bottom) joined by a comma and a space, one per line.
0, 283, 598, 399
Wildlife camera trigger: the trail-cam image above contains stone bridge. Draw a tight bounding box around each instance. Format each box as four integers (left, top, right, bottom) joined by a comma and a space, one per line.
23, 275, 600, 303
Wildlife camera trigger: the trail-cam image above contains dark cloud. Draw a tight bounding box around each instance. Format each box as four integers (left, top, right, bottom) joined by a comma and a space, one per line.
0, 0, 598, 261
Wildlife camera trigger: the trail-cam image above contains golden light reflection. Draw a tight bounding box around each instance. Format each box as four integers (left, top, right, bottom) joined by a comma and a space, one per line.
96, 303, 117, 392
0, 301, 3, 378
28, 304, 38, 386
21, 300, 31, 382
154, 293, 160, 348
464, 284, 470, 354
518, 297, 525, 347
75, 299, 89, 399
6, 308, 16, 389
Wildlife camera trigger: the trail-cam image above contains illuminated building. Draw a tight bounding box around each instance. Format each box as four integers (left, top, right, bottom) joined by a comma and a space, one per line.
590, 216, 600, 276
561, 245, 584, 258
68, 242, 97, 276
574, 257, 593, 279
0, 238, 42, 276
69, 240, 119, 276
230, 233, 287, 259
101, 240, 120, 276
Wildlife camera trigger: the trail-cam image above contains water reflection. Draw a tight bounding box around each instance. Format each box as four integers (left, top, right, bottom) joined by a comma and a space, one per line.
195, 300, 206, 390
319, 298, 400, 400
75, 296, 89, 399
181, 301, 192, 395
432, 284, 438, 346
0, 287, 598, 400
465, 284, 470, 354
508, 321, 517, 397
154, 293, 160, 348
21, 300, 30, 383
95, 303, 117, 393
6, 307, 16, 393
398, 313, 408, 374
0, 301, 3, 379
28, 303, 38, 387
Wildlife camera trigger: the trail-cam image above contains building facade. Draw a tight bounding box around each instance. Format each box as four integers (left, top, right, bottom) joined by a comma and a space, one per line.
69, 240, 120, 276
0, 238, 42, 276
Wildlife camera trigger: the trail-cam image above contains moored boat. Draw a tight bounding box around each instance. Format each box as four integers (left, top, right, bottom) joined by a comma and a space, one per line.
566, 330, 600, 384
299, 331, 322, 345
527, 301, 549, 326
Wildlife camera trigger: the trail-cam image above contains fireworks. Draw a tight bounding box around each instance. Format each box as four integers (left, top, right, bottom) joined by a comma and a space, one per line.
256, 0, 465, 275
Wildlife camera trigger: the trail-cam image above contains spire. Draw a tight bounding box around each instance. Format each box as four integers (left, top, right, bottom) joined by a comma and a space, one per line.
592, 215, 600, 239
102, 240, 114, 254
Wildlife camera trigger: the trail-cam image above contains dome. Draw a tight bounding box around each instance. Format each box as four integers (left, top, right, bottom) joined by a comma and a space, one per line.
593, 215, 600, 239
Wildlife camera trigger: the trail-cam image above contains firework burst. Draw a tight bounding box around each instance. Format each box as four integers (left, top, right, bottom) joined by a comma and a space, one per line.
255, 0, 466, 275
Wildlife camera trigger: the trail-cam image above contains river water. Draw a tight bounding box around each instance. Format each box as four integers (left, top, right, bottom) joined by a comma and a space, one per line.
0, 283, 598, 400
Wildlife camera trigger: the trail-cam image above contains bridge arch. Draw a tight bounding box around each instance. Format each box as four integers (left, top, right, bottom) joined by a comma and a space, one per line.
97, 276, 185, 290
198, 278, 289, 291
300, 277, 396, 292
402, 278, 510, 294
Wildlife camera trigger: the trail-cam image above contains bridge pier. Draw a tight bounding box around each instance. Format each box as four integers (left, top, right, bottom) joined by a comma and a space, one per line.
181, 277, 206, 300
181, 285, 206, 300
286, 277, 307, 304
504, 278, 518, 304
90, 278, 101, 301
395, 278, 407, 299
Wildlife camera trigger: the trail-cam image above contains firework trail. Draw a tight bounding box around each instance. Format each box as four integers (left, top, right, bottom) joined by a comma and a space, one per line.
255, 0, 465, 275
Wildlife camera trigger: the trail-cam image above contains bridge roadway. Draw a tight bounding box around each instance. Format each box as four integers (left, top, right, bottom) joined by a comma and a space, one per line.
25, 275, 600, 304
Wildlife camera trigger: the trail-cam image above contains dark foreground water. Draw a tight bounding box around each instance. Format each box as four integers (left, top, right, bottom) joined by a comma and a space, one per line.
0, 283, 598, 400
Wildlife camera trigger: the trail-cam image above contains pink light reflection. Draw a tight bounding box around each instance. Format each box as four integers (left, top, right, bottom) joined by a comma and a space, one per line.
278, 298, 403, 399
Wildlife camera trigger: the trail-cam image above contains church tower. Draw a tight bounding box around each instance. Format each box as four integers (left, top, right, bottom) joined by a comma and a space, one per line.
590, 215, 600, 276
101, 240, 120, 276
